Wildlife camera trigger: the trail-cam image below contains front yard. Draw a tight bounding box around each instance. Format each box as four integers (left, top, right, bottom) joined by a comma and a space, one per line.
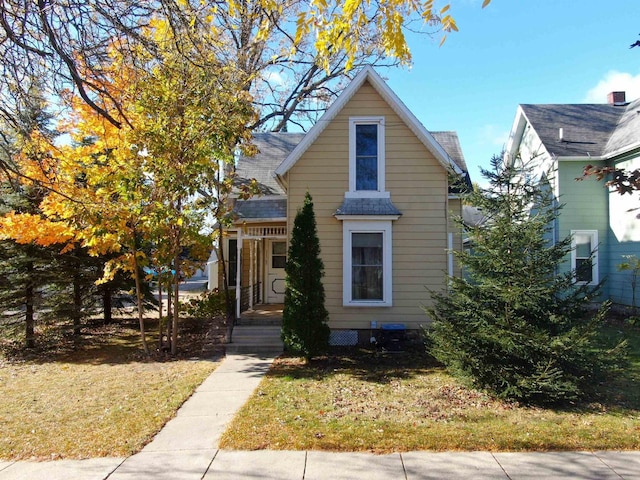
220, 325, 640, 452
2, 315, 639, 459
0, 317, 220, 460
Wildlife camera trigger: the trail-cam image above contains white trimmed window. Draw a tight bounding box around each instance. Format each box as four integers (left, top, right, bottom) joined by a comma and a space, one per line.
348, 117, 387, 197
343, 220, 392, 306
571, 230, 598, 285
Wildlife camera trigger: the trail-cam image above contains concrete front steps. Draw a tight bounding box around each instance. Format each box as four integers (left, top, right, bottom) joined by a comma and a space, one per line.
225, 325, 283, 355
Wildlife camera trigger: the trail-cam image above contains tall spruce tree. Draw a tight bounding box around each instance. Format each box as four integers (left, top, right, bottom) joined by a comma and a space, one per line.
0, 87, 59, 348
0, 183, 57, 348
427, 155, 625, 405
281, 192, 330, 359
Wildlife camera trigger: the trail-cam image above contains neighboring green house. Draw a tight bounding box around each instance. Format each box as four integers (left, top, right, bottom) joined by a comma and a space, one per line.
506, 91, 640, 307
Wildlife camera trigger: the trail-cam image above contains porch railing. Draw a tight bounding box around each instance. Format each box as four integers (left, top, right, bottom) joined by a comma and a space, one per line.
244, 226, 287, 238
240, 281, 262, 312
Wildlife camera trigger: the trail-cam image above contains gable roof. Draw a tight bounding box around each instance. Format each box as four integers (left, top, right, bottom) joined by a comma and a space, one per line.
606, 98, 640, 156
274, 66, 465, 177
513, 98, 640, 159
235, 132, 305, 195
431, 131, 472, 191
235, 130, 469, 203
431, 131, 467, 172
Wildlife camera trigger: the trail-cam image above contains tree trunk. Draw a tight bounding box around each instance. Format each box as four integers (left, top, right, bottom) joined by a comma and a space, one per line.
158, 281, 164, 350
166, 279, 172, 349
25, 261, 35, 349
131, 237, 149, 355
133, 267, 149, 355
102, 286, 112, 325
72, 267, 82, 335
171, 254, 179, 356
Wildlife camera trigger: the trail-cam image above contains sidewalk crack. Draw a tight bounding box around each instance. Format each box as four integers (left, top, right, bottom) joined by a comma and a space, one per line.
103, 457, 128, 480
399, 452, 408, 480
302, 451, 308, 479
592, 451, 624, 479
201, 449, 220, 480
491, 453, 513, 480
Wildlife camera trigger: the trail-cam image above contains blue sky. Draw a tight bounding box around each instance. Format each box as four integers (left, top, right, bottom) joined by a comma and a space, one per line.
381, 0, 640, 185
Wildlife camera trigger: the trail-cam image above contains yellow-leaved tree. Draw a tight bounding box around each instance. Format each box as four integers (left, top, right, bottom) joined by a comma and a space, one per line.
15, 19, 257, 355
0, 1, 491, 149
125, 19, 257, 354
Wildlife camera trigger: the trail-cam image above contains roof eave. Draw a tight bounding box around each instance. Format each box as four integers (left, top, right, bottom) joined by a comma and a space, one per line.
605, 141, 640, 160
505, 106, 528, 164
556, 155, 606, 162
334, 214, 401, 221
232, 217, 287, 224
273, 172, 288, 193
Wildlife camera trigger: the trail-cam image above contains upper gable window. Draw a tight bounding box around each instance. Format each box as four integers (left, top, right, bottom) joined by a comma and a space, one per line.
348, 117, 386, 197
355, 124, 378, 190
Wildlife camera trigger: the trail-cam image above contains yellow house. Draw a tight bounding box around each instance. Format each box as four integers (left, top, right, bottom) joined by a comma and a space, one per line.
224, 66, 470, 344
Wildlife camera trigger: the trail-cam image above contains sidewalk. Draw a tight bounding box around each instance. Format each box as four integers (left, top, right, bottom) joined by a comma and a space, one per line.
1, 353, 639, 480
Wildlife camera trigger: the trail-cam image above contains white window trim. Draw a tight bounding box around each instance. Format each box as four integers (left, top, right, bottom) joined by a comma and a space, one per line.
348, 116, 386, 197
343, 220, 393, 307
571, 230, 599, 285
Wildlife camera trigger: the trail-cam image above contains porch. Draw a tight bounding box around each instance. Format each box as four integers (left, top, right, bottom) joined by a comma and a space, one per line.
234, 224, 287, 319
237, 303, 284, 326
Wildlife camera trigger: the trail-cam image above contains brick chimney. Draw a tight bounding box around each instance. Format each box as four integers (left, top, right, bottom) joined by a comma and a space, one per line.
608, 91, 626, 105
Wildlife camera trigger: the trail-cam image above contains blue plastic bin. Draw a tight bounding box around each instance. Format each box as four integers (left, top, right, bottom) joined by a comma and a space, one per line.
380, 323, 406, 351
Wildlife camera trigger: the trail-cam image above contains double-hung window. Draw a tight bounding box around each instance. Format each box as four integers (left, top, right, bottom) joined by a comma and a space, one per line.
343, 221, 392, 306
352, 232, 383, 300
571, 230, 598, 285
348, 117, 386, 196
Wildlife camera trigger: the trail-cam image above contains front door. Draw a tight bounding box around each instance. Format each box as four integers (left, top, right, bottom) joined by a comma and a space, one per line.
266, 240, 286, 303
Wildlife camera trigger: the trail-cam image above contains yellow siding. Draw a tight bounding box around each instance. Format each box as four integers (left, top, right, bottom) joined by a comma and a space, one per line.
287, 80, 453, 330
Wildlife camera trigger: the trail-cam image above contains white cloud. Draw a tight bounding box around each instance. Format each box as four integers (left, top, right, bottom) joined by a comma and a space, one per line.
584, 71, 640, 103
478, 124, 510, 148
263, 70, 288, 87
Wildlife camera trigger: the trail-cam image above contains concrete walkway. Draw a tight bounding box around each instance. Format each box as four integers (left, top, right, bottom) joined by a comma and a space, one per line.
1, 353, 639, 480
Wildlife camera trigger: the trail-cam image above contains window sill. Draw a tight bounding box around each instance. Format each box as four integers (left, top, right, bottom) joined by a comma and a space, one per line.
343, 301, 392, 308
345, 191, 390, 199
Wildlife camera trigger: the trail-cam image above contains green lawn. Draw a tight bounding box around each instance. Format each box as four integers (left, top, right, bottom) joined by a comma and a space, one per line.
220, 325, 640, 453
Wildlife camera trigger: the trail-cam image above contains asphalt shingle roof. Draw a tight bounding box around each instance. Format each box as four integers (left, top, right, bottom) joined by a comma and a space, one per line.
431, 131, 467, 172
334, 197, 402, 217
520, 100, 640, 158
235, 132, 305, 196
606, 98, 640, 155
235, 197, 287, 220
236, 131, 469, 189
